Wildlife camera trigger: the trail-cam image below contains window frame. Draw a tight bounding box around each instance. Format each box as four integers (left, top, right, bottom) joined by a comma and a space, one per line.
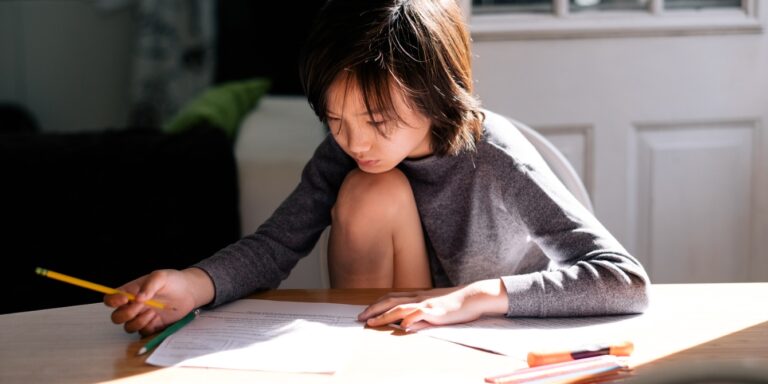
459, 0, 761, 41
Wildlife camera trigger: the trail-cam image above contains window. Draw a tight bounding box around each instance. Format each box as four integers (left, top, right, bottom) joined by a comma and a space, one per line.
472, 0, 553, 14
465, 0, 760, 40
472, 0, 742, 15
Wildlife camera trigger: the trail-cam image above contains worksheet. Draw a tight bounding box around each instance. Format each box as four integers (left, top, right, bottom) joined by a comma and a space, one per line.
417, 293, 768, 365
417, 313, 643, 361
146, 299, 367, 373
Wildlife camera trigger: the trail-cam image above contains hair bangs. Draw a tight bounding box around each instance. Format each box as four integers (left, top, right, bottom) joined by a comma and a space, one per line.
355, 63, 405, 137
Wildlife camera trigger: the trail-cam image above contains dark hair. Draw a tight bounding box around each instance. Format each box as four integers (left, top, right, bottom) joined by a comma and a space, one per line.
299, 0, 484, 156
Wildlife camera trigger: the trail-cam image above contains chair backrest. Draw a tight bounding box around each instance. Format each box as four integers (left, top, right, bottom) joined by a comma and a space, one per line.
318, 117, 594, 288
505, 117, 594, 213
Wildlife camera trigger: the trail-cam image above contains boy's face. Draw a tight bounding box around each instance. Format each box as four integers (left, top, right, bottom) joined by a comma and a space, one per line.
325, 74, 433, 174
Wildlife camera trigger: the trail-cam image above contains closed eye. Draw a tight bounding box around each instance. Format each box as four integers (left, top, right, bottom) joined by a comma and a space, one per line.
368, 120, 393, 138
327, 117, 342, 134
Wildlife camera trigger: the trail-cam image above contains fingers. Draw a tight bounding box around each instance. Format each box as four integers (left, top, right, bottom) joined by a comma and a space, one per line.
117, 306, 169, 336
400, 303, 464, 329
105, 279, 143, 309
103, 292, 130, 308
365, 303, 419, 327
111, 275, 166, 327
402, 320, 432, 332
358, 294, 421, 321
138, 312, 166, 337
365, 304, 440, 332
365, 303, 445, 328
107, 273, 163, 325
105, 270, 188, 336
110, 301, 147, 325
123, 307, 158, 334
400, 306, 434, 329
363, 286, 485, 331
359, 287, 464, 321
134, 270, 167, 304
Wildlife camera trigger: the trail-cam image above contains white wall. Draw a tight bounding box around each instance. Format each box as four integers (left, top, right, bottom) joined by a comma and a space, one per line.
0, 1, 135, 132
470, 10, 768, 282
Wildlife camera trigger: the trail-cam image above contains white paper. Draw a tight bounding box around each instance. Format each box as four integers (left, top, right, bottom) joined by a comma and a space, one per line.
418, 313, 643, 361
146, 299, 367, 373
417, 293, 768, 364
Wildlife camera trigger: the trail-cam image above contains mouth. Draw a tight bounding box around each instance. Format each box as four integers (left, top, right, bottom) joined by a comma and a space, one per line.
356, 159, 379, 167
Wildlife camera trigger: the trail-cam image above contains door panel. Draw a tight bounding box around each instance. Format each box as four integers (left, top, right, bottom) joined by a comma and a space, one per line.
631, 121, 756, 282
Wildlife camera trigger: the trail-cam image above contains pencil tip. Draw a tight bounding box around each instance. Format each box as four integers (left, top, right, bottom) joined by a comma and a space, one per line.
137, 347, 147, 356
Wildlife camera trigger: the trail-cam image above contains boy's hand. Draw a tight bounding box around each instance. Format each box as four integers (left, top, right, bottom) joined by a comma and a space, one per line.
359, 279, 508, 331
103, 268, 214, 336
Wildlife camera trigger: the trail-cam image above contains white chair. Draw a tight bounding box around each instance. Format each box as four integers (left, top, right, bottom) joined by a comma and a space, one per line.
505, 117, 594, 213
318, 117, 594, 288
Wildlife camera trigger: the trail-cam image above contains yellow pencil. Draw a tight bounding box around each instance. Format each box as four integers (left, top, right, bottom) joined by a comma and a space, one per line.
35, 267, 166, 309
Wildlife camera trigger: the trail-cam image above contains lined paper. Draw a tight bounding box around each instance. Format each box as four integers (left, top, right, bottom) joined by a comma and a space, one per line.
146, 299, 366, 373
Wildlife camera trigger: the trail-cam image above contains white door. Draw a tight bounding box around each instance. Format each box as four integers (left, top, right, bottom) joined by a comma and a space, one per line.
466, 0, 768, 283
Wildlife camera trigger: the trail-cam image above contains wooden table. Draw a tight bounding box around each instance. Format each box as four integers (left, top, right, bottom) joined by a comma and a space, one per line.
1, 283, 767, 383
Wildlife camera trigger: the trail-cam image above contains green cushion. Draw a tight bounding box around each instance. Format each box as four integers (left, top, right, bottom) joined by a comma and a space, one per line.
164, 78, 271, 139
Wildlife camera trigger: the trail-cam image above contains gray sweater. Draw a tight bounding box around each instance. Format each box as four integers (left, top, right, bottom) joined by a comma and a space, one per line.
196, 110, 650, 317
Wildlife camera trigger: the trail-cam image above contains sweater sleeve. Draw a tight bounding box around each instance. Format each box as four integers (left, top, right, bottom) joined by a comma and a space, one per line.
499, 150, 650, 318
194, 134, 355, 306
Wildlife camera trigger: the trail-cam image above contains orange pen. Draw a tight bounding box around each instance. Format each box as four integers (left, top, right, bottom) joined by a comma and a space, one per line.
527, 341, 634, 367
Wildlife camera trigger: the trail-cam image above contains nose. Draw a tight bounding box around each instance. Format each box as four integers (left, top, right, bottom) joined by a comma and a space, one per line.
346, 124, 373, 155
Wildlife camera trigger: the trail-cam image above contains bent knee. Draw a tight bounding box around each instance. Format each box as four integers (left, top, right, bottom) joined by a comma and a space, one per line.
332, 168, 414, 225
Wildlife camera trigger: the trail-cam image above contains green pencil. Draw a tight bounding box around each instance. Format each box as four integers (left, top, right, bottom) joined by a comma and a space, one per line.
137, 310, 198, 355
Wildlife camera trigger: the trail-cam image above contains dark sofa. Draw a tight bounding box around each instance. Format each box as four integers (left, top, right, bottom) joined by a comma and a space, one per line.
0, 123, 241, 314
